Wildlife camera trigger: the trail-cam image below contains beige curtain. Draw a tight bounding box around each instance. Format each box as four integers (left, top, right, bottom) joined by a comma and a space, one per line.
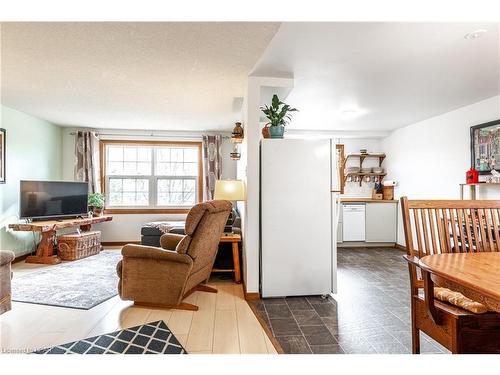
202, 135, 222, 201
74, 131, 101, 194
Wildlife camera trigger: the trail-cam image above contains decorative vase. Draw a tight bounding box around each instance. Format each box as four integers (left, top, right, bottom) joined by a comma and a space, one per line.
262, 124, 271, 139
93, 207, 103, 216
268, 125, 285, 139
231, 122, 244, 143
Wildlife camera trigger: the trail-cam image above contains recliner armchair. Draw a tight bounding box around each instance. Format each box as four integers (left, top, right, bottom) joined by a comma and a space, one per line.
116, 200, 232, 311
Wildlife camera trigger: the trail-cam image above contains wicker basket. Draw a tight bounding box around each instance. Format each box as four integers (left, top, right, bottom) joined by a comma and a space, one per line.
58, 231, 102, 261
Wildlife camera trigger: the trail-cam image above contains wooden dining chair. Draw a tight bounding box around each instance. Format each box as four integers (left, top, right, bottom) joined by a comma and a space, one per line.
400, 197, 500, 354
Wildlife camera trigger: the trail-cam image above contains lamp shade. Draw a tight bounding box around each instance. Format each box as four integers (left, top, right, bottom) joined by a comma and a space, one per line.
213, 179, 246, 201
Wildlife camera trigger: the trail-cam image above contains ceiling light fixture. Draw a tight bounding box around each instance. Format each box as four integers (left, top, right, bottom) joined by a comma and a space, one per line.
464, 29, 487, 40
340, 109, 361, 119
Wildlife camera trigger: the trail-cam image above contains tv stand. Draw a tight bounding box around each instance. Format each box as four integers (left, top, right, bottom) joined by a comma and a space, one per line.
9, 215, 113, 265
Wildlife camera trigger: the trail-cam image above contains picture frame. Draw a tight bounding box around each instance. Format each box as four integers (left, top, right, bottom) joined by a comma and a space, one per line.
0, 128, 5, 183
470, 119, 500, 175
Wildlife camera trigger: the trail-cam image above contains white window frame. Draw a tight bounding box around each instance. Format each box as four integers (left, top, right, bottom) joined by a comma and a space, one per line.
101, 140, 202, 211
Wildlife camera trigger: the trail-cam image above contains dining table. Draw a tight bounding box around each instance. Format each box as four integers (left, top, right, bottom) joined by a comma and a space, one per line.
419, 252, 500, 313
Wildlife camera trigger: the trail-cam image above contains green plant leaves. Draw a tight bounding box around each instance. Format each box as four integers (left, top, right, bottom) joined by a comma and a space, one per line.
260, 94, 298, 127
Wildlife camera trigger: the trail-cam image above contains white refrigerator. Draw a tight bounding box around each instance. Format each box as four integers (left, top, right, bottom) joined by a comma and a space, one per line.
260, 139, 340, 298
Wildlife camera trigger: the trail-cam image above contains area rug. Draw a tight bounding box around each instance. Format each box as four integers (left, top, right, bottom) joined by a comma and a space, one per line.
34, 320, 187, 354
12, 250, 122, 310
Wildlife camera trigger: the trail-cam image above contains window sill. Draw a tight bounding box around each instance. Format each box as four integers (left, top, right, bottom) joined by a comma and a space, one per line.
104, 208, 191, 215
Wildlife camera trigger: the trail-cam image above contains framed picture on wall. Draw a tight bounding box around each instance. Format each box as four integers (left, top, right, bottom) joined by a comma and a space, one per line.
0, 128, 5, 183
471, 119, 500, 175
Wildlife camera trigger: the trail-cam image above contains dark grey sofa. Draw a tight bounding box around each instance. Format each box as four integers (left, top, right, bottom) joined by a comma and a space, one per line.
141, 212, 241, 248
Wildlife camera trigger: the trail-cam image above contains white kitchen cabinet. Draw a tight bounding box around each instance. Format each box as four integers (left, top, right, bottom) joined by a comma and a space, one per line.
365, 202, 397, 242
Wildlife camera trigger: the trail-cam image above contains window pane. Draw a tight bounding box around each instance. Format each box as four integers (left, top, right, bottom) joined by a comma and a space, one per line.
171, 179, 183, 192
123, 179, 136, 192
156, 162, 171, 175
108, 147, 123, 161
155, 146, 199, 177
137, 162, 151, 175
108, 193, 122, 206
171, 148, 183, 162
137, 148, 151, 162
106, 145, 152, 176
108, 161, 124, 175
107, 178, 149, 206
157, 148, 170, 162
183, 162, 197, 176
123, 147, 137, 161
157, 178, 196, 206
183, 179, 195, 192
171, 162, 184, 176
184, 148, 198, 162
183, 191, 195, 205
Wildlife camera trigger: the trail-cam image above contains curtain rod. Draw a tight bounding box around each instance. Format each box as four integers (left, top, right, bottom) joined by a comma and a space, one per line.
69, 131, 230, 139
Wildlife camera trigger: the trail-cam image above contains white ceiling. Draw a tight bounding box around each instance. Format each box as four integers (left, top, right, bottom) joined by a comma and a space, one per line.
1, 22, 280, 130
252, 22, 500, 131
1, 22, 499, 133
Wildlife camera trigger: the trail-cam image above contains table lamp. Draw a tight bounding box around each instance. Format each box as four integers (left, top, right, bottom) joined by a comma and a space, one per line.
214, 179, 246, 233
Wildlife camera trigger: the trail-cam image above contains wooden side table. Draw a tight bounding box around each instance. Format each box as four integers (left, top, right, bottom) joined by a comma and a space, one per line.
213, 234, 241, 283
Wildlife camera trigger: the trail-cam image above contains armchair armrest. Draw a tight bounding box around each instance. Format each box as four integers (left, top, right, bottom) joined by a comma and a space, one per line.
122, 244, 192, 265
0, 250, 15, 266
160, 233, 185, 250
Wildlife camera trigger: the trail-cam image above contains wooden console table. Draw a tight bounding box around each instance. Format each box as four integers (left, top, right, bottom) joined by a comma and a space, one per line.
9, 215, 113, 265
213, 234, 241, 283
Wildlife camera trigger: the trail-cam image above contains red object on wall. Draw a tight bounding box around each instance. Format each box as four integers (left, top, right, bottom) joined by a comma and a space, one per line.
466, 168, 479, 184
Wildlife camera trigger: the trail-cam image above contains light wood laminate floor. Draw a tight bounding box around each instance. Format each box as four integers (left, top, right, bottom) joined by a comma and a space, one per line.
0, 250, 277, 354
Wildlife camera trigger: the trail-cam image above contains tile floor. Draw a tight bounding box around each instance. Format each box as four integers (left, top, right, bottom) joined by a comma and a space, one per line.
250, 247, 449, 354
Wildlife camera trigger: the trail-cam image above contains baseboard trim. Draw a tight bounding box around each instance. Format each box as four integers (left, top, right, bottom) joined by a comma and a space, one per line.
242, 279, 260, 301
338, 242, 396, 248
102, 241, 141, 247
394, 243, 406, 252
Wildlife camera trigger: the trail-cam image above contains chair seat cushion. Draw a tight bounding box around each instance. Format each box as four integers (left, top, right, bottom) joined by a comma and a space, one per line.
434, 287, 489, 314
141, 221, 186, 236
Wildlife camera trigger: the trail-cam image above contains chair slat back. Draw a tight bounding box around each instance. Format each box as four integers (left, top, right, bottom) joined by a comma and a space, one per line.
401, 198, 500, 259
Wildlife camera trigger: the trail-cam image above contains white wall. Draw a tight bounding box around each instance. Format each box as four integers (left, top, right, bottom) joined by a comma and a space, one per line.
0, 106, 62, 256
61, 127, 237, 242
382, 95, 500, 246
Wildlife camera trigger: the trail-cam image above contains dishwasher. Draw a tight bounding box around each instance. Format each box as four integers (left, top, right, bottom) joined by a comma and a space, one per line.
342, 204, 366, 241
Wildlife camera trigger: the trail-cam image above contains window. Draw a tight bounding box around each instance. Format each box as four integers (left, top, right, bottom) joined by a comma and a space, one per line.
100, 140, 202, 212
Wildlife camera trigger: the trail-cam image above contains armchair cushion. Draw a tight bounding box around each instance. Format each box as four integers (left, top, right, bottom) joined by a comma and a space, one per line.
121, 244, 192, 264
160, 233, 185, 251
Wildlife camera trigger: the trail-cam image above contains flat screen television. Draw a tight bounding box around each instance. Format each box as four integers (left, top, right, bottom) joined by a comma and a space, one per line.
20, 181, 89, 220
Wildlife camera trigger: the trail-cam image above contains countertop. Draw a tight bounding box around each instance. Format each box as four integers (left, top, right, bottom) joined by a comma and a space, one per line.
339, 197, 398, 203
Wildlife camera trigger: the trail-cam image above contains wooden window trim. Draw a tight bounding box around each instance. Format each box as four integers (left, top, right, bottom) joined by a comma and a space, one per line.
99, 139, 203, 214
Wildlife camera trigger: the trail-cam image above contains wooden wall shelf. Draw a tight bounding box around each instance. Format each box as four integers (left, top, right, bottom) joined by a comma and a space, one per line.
345, 153, 386, 167
343, 153, 387, 186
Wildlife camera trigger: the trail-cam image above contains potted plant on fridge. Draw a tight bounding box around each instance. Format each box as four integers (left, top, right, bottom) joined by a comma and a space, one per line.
260, 94, 298, 139
88, 193, 105, 216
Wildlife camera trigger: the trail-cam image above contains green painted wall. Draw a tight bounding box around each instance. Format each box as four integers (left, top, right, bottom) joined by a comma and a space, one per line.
0, 105, 62, 257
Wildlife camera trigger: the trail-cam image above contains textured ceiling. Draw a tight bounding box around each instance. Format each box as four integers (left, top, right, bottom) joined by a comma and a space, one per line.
1, 22, 280, 130
252, 22, 500, 131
